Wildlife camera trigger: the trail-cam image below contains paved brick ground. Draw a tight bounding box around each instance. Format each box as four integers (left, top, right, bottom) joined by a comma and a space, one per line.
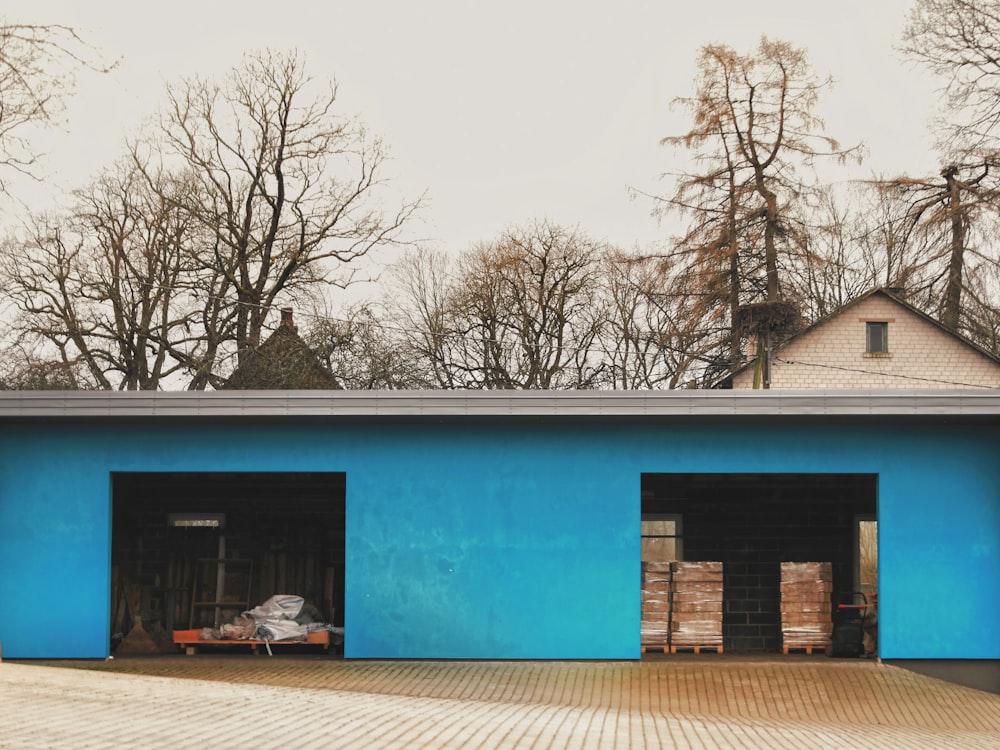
2, 656, 998, 748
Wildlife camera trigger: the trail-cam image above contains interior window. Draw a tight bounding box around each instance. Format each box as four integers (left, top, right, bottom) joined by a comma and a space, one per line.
856, 518, 878, 597
641, 514, 682, 562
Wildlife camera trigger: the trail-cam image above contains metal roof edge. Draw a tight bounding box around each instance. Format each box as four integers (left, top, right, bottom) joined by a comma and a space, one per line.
0, 389, 997, 419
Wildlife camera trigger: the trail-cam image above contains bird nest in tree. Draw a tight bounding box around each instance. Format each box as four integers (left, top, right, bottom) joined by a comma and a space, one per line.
734, 300, 800, 335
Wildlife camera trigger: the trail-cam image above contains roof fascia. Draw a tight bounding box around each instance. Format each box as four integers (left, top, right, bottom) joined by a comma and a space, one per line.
0, 389, 997, 420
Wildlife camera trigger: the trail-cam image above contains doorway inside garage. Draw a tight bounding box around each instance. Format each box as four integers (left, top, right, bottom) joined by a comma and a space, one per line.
641, 473, 877, 653
111, 472, 345, 650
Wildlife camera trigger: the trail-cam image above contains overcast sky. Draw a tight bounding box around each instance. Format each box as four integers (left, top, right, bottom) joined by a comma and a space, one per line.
6, 1, 940, 257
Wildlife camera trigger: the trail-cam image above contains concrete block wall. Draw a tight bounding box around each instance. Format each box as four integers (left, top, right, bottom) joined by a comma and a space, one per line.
689, 506, 854, 651
732, 294, 1000, 389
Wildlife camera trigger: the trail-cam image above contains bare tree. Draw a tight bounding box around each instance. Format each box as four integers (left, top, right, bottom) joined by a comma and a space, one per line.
4, 48, 423, 390
3, 158, 201, 389
0, 21, 110, 189
465, 222, 607, 389
152, 49, 421, 366
681, 38, 861, 302
600, 251, 669, 389
898, 1, 1000, 342
0, 337, 83, 389
874, 163, 997, 331
388, 222, 606, 389
387, 241, 728, 391
658, 37, 860, 385
387, 246, 464, 388
656, 109, 760, 371
786, 187, 877, 322
853, 182, 927, 291
600, 251, 721, 388
307, 303, 433, 389
961, 258, 1000, 354
901, 0, 1000, 155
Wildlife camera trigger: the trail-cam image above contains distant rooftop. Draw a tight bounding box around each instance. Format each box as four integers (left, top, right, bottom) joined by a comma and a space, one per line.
221, 308, 341, 391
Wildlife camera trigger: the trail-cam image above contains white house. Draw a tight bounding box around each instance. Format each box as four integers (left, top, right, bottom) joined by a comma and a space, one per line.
730, 289, 1000, 389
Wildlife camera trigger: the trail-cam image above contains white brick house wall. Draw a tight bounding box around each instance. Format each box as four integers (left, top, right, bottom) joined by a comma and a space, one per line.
731, 292, 1000, 389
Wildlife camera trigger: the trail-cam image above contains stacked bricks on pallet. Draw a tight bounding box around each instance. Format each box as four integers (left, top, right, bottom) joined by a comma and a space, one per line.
670, 561, 724, 654
640, 562, 672, 651
780, 561, 833, 654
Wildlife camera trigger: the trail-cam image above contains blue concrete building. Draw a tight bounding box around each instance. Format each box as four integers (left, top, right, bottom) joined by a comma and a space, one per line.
0, 390, 996, 690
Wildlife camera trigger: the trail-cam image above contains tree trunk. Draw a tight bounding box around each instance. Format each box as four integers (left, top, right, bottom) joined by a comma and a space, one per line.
762, 189, 781, 301
941, 166, 965, 331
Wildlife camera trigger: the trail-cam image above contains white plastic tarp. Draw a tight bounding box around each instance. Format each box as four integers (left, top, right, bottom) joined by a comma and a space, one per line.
246, 594, 309, 641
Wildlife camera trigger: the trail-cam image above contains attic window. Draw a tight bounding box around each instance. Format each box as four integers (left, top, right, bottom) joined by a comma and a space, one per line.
866, 322, 888, 354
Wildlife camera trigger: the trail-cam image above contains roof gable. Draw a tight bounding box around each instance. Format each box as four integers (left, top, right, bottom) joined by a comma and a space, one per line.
221, 310, 340, 390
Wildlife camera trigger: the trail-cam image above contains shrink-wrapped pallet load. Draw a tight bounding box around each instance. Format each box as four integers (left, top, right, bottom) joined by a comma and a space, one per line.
780, 561, 833, 654
670, 561, 724, 653
640, 561, 672, 648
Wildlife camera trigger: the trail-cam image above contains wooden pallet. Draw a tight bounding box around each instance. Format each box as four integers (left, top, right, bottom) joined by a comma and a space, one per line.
172, 629, 330, 655
640, 644, 669, 654
782, 644, 828, 655
670, 644, 723, 655
642, 644, 724, 655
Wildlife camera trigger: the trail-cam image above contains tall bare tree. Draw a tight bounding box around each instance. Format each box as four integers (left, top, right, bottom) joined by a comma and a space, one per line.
660, 37, 860, 385
684, 38, 860, 301
899, 1, 1000, 342
152, 49, 421, 367
4, 48, 423, 389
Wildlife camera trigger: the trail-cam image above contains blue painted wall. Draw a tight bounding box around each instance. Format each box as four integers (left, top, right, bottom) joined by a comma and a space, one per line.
0, 419, 996, 660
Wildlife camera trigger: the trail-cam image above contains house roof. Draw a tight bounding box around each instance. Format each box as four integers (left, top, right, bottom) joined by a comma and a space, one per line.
221, 309, 340, 390
724, 288, 1000, 386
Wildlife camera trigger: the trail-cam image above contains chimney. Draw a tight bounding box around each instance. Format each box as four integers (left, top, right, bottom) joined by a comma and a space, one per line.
280, 307, 298, 333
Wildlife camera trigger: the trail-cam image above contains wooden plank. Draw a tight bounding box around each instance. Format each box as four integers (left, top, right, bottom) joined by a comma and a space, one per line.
172, 629, 330, 655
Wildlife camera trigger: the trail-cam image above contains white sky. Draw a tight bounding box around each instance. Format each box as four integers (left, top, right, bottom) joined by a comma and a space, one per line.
4, 1, 940, 258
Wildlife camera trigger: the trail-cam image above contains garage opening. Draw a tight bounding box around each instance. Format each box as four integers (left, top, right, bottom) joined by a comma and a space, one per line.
641, 473, 877, 654
111, 472, 345, 652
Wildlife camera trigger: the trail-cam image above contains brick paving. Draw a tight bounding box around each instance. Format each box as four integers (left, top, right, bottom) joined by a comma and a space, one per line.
2, 655, 998, 748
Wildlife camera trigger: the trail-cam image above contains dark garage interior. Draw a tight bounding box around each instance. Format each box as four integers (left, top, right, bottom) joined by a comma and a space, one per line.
642, 473, 877, 653
111, 472, 345, 650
